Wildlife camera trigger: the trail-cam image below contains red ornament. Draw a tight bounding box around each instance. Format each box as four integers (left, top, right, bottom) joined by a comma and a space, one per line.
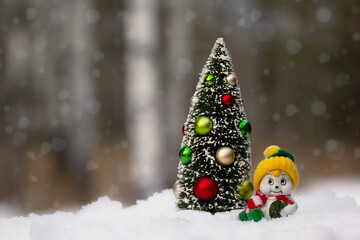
222, 94, 234, 106
194, 176, 218, 201
182, 125, 187, 136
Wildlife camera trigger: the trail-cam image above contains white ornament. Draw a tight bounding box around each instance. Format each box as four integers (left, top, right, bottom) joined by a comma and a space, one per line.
215, 146, 235, 166
225, 74, 237, 86
173, 181, 180, 198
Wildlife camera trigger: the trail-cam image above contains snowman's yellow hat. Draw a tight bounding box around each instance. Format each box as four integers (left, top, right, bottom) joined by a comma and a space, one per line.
253, 145, 299, 190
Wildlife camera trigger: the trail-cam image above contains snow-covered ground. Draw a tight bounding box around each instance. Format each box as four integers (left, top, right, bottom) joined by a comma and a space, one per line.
1, 178, 360, 240
298, 176, 360, 205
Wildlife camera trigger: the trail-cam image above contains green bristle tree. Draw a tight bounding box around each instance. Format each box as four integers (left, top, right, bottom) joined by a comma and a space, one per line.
174, 38, 253, 213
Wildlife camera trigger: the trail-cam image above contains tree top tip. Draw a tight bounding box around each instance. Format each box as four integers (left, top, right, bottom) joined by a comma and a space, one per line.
215, 37, 225, 45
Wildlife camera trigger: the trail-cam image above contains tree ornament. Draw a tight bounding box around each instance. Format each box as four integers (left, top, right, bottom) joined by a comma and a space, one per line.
215, 146, 235, 166
182, 125, 187, 136
225, 74, 237, 86
222, 94, 234, 106
194, 176, 218, 201
194, 116, 212, 135
173, 181, 180, 199
237, 180, 254, 200
191, 96, 199, 106
239, 120, 251, 137
204, 74, 215, 86
179, 145, 192, 164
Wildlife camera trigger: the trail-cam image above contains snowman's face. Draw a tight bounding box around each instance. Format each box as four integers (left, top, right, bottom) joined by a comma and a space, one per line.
259, 171, 293, 196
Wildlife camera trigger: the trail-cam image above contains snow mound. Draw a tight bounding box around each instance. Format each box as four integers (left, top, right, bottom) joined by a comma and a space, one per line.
1, 189, 360, 240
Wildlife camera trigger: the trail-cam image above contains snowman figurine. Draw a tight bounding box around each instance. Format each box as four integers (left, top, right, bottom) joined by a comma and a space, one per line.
239, 145, 299, 222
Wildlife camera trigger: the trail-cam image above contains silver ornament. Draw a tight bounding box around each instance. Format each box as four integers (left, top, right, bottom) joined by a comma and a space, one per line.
173, 181, 180, 198
225, 74, 237, 86
191, 96, 199, 106
216, 146, 235, 166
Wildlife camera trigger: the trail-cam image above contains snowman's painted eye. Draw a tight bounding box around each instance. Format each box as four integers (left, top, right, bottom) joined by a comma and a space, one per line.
281, 178, 287, 186
268, 178, 274, 185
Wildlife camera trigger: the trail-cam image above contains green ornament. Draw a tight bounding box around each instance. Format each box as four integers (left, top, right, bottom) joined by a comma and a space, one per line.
179, 145, 192, 164
239, 120, 251, 138
237, 180, 254, 200
269, 201, 289, 218
194, 116, 212, 135
204, 74, 215, 86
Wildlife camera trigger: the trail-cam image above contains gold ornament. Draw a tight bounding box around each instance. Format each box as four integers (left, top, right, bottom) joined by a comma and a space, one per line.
237, 180, 254, 200
191, 96, 199, 106
194, 116, 212, 135
225, 74, 237, 86
215, 146, 235, 166
173, 181, 180, 198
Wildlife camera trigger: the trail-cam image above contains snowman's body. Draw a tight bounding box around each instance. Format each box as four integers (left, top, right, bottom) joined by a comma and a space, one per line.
258, 170, 298, 220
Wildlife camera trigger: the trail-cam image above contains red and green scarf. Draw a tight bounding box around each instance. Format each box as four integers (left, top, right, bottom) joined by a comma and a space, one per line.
245, 190, 294, 216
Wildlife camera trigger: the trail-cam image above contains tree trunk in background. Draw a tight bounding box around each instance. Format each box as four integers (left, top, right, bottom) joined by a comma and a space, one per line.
164, 1, 193, 185
46, 0, 97, 186
124, 0, 164, 198
0, 0, 98, 208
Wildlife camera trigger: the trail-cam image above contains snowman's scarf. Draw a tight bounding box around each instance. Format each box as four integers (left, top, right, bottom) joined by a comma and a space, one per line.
245, 190, 294, 215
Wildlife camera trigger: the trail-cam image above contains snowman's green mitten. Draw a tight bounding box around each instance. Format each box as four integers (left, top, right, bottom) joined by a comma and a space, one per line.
239, 211, 249, 221
248, 209, 264, 222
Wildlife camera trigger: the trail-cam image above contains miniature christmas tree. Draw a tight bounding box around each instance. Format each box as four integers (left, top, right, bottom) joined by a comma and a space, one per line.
173, 38, 253, 213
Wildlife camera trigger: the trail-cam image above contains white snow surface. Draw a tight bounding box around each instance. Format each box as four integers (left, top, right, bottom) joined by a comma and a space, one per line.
1, 187, 360, 240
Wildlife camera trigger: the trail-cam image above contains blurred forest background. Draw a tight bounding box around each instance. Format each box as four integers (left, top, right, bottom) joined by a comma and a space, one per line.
0, 0, 359, 215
